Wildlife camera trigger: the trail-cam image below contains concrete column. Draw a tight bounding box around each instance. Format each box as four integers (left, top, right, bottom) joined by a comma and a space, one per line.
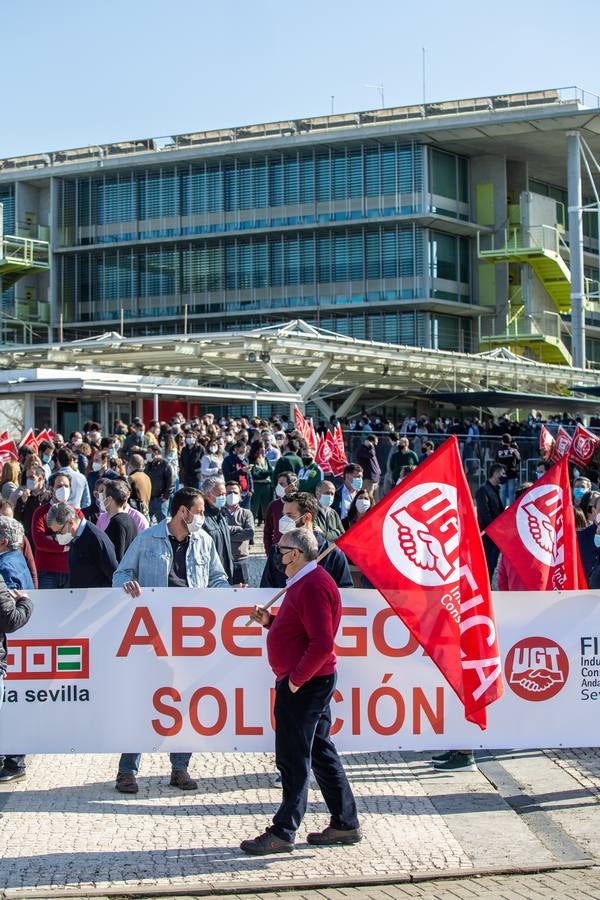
567, 132, 586, 369
153, 393, 159, 421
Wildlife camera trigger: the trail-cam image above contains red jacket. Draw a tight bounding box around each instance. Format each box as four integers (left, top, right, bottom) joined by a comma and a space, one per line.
266, 565, 340, 686
31, 503, 83, 574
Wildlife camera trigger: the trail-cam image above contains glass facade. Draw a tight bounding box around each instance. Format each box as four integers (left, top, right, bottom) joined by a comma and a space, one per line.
3, 138, 474, 350
60, 224, 429, 322
57, 142, 426, 246
0, 186, 15, 311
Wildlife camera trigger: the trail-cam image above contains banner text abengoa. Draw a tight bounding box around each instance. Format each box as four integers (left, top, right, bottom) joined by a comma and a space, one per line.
2, 588, 599, 752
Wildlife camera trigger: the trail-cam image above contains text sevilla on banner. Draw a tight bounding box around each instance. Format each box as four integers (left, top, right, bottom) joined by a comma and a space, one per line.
337, 435, 504, 729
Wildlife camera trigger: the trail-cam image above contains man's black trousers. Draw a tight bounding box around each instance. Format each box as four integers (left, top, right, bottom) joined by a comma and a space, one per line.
272, 672, 359, 842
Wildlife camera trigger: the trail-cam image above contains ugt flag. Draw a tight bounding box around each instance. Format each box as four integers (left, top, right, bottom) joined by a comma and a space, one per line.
485, 457, 585, 591
539, 424, 554, 458
569, 423, 599, 469
337, 435, 503, 729
552, 426, 572, 463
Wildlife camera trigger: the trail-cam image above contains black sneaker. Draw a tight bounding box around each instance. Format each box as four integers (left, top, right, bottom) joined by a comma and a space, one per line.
431, 750, 453, 763
432, 751, 476, 772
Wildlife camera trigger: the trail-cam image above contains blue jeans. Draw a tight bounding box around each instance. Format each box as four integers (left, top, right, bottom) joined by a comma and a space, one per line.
272, 673, 359, 842
149, 497, 169, 523
118, 752, 192, 775
38, 571, 69, 589
500, 478, 516, 507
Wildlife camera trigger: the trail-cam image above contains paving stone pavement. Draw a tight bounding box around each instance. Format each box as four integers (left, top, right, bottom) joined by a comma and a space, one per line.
153, 867, 600, 899
0, 748, 598, 897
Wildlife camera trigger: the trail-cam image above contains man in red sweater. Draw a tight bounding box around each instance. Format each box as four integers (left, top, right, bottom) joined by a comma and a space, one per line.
241, 527, 361, 855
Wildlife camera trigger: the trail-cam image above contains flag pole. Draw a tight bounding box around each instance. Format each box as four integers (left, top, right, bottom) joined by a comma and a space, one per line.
244, 542, 338, 626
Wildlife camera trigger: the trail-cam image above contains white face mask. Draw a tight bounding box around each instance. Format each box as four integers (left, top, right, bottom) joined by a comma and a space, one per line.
54, 485, 69, 503
275, 483, 287, 499
26, 478, 37, 491
226, 492, 240, 507
97, 493, 106, 512
92, 461, 102, 472
186, 512, 205, 534
356, 498, 371, 514
209, 445, 218, 454
55, 530, 73, 546
278, 515, 297, 534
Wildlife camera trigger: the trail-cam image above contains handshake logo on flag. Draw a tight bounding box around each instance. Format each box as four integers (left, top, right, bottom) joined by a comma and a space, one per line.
516, 485, 564, 567
384, 483, 460, 587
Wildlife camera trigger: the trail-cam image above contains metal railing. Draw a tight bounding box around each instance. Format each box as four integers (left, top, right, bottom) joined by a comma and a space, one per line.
477, 224, 570, 258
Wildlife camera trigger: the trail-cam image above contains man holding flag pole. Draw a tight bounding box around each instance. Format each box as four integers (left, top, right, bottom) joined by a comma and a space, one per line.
247, 435, 505, 829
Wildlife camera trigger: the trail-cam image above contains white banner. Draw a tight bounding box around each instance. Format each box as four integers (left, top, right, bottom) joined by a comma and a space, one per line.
1, 588, 599, 752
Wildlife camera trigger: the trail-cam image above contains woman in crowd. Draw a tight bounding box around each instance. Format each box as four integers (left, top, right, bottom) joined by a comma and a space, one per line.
248, 440, 273, 526
31, 471, 82, 589
1, 460, 23, 506
200, 436, 223, 480
341, 488, 373, 531
342, 489, 374, 587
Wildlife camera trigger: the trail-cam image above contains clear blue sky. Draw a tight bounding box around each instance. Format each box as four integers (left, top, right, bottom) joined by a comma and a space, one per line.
3, 0, 599, 158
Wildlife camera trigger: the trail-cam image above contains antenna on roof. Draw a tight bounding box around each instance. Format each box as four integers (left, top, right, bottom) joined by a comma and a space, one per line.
422, 47, 426, 105
330, 95, 335, 115
365, 84, 385, 108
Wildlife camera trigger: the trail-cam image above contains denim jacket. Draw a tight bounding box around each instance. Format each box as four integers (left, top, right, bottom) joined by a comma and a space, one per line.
0, 550, 34, 591
112, 519, 229, 589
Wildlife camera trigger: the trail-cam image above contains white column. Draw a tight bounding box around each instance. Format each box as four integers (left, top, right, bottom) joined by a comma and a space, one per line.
567, 131, 586, 369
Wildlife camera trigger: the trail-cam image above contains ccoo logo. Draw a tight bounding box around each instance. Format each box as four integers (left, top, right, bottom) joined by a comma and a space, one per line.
515, 484, 564, 567
505, 636, 568, 701
383, 482, 459, 587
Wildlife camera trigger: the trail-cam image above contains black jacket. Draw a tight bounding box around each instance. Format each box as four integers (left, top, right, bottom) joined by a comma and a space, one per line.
0, 576, 33, 675
202, 503, 234, 583
68, 521, 118, 588
260, 529, 353, 589
145, 459, 176, 500
180, 445, 204, 487
105, 513, 138, 563
578, 522, 598, 585
475, 480, 504, 531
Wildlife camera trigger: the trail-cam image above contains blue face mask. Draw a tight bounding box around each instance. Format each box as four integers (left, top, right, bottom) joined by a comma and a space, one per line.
42, 454, 51, 464
594, 534, 600, 549
573, 487, 586, 501
319, 493, 334, 508
214, 495, 227, 509
351, 477, 363, 491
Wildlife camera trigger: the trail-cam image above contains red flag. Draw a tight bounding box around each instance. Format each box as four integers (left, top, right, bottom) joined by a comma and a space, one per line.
0, 439, 19, 462
315, 430, 334, 471
486, 457, 585, 591
539, 424, 554, 459
337, 436, 503, 729
0, 431, 9, 443
18, 429, 38, 453
36, 429, 54, 445
307, 418, 319, 456
294, 406, 311, 444
568, 423, 599, 469
329, 423, 349, 476
552, 426, 572, 463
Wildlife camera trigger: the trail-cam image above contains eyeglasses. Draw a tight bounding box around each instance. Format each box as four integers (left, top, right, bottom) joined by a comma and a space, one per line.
275, 544, 295, 555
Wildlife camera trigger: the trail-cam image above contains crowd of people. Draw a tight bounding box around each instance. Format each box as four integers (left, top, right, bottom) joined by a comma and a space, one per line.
0, 407, 597, 853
